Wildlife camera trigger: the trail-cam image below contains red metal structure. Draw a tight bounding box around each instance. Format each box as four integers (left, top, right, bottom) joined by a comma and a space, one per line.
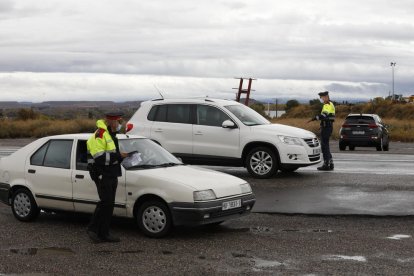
234, 78, 256, 106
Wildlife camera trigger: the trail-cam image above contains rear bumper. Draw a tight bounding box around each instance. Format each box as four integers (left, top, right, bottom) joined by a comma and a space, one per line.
169, 193, 255, 226
0, 183, 10, 206
340, 137, 380, 147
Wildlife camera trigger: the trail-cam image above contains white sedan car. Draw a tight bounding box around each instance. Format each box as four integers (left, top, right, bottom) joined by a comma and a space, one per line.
0, 134, 255, 238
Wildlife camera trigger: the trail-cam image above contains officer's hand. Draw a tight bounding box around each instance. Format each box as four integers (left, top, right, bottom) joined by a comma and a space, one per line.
120, 152, 129, 159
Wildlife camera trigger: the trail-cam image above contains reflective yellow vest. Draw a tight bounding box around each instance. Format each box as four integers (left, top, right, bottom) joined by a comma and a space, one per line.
321, 102, 335, 118
87, 120, 117, 165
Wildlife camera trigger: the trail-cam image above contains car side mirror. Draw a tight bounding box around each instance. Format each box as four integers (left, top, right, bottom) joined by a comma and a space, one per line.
222, 120, 236, 129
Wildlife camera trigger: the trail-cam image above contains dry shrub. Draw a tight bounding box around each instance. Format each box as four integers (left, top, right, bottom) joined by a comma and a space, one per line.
0, 119, 96, 138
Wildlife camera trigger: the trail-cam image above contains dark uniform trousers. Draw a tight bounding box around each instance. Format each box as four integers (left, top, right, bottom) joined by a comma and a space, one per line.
321, 125, 333, 161
88, 175, 118, 237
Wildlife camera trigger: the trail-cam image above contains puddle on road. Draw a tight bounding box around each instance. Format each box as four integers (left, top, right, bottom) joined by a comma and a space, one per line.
8, 247, 75, 256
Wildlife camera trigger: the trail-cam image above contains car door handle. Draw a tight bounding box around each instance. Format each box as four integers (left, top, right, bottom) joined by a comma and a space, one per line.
28, 169, 36, 174
154, 129, 163, 133
194, 131, 203, 135
75, 174, 84, 179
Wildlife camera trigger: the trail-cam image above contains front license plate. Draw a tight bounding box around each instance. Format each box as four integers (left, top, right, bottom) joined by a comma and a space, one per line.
222, 199, 241, 211
313, 148, 321, 155
352, 131, 365, 135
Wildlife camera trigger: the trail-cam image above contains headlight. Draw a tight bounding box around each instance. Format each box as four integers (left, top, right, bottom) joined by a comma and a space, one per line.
278, 135, 303, 146
193, 190, 216, 201
240, 183, 252, 194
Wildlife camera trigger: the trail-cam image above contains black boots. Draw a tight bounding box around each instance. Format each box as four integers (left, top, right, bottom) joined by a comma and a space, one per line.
317, 159, 334, 171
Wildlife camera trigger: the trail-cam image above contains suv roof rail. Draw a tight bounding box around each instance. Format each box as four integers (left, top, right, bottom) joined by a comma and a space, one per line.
205, 99, 215, 102
152, 98, 164, 101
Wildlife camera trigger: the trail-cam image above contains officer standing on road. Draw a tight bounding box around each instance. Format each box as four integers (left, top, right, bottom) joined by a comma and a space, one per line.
86, 112, 128, 243
311, 91, 335, 171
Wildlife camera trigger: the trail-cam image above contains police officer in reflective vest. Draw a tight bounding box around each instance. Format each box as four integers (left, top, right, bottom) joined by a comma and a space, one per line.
311, 91, 335, 171
86, 112, 128, 243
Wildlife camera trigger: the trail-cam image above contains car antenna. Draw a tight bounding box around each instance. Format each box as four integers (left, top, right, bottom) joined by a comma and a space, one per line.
153, 84, 165, 100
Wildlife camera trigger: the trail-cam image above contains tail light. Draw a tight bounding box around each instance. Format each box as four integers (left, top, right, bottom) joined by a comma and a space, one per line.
368, 124, 378, 129
126, 123, 134, 132
342, 124, 351, 128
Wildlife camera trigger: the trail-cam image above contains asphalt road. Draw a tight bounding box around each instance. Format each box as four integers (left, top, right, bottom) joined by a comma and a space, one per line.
0, 139, 414, 275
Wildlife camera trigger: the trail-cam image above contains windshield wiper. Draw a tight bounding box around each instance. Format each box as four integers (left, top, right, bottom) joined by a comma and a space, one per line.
158, 162, 182, 167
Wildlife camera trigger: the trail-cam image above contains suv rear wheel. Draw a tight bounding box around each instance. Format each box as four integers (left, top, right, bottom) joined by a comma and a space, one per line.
339, 142, 346, 151
246, 147, 278, 178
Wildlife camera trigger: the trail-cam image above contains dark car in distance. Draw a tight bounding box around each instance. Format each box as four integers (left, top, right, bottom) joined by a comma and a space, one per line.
339, 114, 389, 151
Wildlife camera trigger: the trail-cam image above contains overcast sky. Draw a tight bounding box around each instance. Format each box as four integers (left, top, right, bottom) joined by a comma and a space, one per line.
0, 0, 413, 102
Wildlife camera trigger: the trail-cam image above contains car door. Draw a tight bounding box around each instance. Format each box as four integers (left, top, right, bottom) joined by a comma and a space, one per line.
193, 104, 240, 158
150, 104, 193, 156
25, 139, 75, 211
71, 139, 127, 216
376, 116, 390, 143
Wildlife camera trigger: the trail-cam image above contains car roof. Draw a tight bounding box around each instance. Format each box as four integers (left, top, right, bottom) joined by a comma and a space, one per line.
40, 133, 147, 140
347, 114, 377, 117
142, 98, 243, 107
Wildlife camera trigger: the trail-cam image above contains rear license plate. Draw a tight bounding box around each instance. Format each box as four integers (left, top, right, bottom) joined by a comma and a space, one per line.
222, 199, 241, 210
352, 131, 365, 135
313, 148, 321, 155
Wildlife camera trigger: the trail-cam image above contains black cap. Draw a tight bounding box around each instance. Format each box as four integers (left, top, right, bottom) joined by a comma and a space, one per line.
105, 111, 124, 120
318, 91, 329, 97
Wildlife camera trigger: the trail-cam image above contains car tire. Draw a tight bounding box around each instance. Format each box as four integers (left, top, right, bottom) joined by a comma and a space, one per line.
376, 138, 384, 151
349, 146, 355, 151
246, 147, 278, 179
11, 188, 40, 222
339, 142, 346, 151
136, 200, 172, 238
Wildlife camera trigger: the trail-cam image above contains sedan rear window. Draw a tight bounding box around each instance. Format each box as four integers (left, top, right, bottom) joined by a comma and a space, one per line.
30, 140, 73, 169
345, 116, 375, 124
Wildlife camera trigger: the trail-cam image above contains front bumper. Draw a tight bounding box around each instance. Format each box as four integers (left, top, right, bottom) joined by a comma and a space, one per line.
0, 183, 10, 206
169, 193, 255, 226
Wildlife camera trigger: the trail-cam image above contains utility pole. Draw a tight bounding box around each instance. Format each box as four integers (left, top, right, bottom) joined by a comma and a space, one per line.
274, 98, 278, 118
233, 78, 256, 106
390, 62, 396, 100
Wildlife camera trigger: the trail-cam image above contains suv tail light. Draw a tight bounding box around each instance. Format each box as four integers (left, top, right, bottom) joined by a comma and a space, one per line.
126, 123, 134, 132
342, 124, 351, 128
368, 124, 378, 129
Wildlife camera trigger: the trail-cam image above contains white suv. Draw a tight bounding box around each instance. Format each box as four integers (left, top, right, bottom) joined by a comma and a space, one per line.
126, 98, 321, 178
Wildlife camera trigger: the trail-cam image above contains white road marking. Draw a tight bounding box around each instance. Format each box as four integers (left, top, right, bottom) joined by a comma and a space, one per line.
387, 234, 412, 240
322, 255, 367, 262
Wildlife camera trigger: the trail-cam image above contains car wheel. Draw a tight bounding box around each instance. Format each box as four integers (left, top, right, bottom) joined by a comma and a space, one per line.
376, 138, 384, 151
339, 142, 346, 151
246, 147, 278, 179
11, 188, 40, 222
349, 146, 355, 151
137, 200, 172, 238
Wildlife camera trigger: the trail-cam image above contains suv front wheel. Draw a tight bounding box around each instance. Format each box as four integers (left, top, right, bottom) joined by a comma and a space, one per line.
246, 147, 278, 178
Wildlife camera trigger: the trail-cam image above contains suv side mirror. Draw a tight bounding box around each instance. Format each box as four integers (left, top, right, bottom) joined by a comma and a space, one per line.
222, 120, 236, 129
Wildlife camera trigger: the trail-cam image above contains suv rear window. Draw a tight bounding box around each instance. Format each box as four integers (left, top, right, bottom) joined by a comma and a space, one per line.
345, 116, 375, 124
147, 104, 191, 124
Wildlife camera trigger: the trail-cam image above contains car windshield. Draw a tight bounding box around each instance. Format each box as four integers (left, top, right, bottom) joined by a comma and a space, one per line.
119, 138, 182, 169
225, 105, 270, 126
345, 116, 375, 124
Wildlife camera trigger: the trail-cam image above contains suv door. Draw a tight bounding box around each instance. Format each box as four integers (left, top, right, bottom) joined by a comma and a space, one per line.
71, 139, 127, 216
25, 139, 74, 211
193, 104, 240, 159
149, 104, 193, 156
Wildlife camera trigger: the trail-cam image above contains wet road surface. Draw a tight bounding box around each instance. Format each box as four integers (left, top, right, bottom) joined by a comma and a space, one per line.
1, 140, 414, 275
